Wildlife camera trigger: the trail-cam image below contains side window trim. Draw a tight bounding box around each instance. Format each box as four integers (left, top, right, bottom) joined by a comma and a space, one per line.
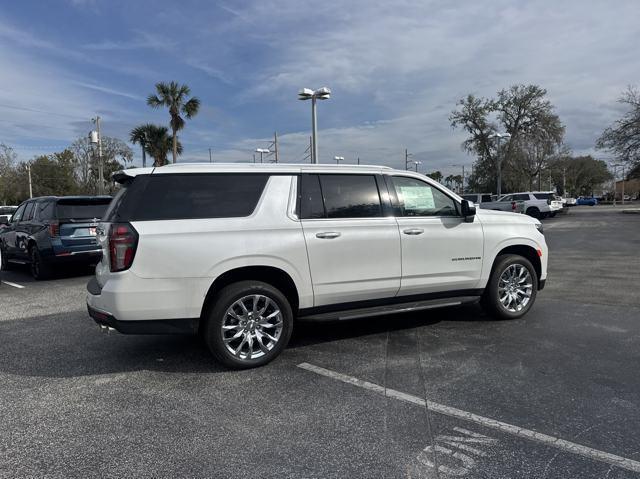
389, 175, 461, 218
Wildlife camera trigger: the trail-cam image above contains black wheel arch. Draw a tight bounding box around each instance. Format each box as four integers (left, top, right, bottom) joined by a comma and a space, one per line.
491, 245, 542, 286
200, 266, 300, 327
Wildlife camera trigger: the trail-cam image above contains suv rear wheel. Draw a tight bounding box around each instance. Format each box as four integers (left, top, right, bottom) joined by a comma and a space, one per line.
482, 254, 538, 320
29, 247, 52, 280
525, 207, 540, 219
203, 280, 293, 369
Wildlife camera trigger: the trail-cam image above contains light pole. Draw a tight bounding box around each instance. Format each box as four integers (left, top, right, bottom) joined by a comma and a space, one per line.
90, 116, 104, 194
413, 161, 422, 172
452, 164, 466, 194
488, 132, 511, 196
298, 87, 331, 163
255, 148, 270, 163
334, 156, 344, 165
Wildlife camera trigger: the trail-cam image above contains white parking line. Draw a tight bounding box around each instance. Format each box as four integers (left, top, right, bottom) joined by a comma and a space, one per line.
1, 280, 25, 289
297, 362, 640, 474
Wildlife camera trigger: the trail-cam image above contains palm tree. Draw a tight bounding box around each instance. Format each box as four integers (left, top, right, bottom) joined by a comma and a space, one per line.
144, 125, 183, 167
147, 81, 200, 164
129, 124, 155, 168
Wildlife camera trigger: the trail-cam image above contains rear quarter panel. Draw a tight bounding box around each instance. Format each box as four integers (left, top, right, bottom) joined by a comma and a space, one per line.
128, 176, 313, 317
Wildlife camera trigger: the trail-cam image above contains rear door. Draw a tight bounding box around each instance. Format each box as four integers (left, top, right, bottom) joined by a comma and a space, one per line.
389, 175, 484, 295
300, 173, 401, 306
14, 201, 35, 259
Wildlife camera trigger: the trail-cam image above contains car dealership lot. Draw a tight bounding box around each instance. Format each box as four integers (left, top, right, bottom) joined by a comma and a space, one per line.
1, 207, 639, 478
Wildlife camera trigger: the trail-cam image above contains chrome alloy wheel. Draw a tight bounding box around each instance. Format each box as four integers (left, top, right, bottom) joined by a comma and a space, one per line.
498, 263, 533, 313
221, 294, 284, 360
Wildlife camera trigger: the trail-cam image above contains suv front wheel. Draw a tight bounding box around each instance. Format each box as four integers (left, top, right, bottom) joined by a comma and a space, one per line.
482, 254, 538, 320
203, 280, 294, 369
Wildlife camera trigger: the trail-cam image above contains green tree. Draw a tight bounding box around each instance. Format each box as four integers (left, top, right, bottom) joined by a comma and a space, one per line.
450, 84, 564, 193
0, 144, 19, 204
597, 86, 640, 167
427, 170, 443, 183
130, 124, 154, 168
147, 81, 200, 164
144, 125, 183, 167
548, 155, 612, 196
29, 150, 79, 197
70, 136, 133, 193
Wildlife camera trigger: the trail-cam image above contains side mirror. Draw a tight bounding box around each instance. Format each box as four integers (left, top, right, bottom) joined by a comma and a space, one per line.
461, 199, 476, 222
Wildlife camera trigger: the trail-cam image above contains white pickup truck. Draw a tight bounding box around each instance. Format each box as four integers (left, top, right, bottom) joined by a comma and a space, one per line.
497, 192, 562, 219
461, 194, 525, 214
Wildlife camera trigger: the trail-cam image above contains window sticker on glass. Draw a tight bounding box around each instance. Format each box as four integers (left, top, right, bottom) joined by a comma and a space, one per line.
400, 186, 435, 210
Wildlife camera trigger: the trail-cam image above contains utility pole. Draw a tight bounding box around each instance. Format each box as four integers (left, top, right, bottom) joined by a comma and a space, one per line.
209, 148, 212, 163
274, 132, 279, 163
357, 157, 360, 165
621, 164, 626, 205
27, 164, 33, 198
562, 167, 566, 195
404, 149, 413, 170
461, 165, 465, 194
253, 153, 256, 164
612, 164, 617, 206
92, 116, 104, 195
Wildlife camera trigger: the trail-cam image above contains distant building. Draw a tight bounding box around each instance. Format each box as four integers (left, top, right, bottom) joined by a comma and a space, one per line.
615, 178, 640, 199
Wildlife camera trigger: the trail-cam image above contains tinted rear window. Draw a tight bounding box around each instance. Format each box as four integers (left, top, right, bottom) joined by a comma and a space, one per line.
131, 173, 269, 221
56, 199, 111, 219
534, 193, 551, 200
461, 195, 477, 202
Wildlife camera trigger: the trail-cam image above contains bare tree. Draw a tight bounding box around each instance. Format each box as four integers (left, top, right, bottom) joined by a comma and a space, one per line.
597, 86, 640, 165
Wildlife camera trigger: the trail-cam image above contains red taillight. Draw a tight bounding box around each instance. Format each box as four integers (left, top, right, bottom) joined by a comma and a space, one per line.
47, 221, 59, 237
108, 223, 138, 272
511, 201, 517, 211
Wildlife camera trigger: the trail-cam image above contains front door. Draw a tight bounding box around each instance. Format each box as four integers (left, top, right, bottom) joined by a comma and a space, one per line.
300, 173, 401, 306
388, 175, 484, 296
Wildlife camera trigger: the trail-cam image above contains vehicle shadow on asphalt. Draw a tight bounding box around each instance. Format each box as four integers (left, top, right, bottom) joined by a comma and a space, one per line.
289, 302, 491, 348
2, 263, 96, 283
0, 304, 495, 379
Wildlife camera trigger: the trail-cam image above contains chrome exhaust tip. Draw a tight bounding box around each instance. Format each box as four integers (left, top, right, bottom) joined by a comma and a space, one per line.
99, 324, 116, 334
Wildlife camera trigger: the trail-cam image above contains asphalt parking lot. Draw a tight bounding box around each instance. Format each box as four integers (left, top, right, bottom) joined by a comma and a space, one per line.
1, 206, 639, 478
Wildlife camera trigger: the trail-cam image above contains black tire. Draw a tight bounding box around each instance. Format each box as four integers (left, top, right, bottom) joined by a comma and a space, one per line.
29, 246, 53, 280
203, 280, 294, 369
481, 254, 538, 320
0, 246, 11, 271
525, 207, 540, 219
549, 211, 557, 218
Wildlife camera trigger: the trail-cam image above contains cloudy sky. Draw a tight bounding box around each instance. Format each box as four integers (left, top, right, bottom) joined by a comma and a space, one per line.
0, 0, 638, 174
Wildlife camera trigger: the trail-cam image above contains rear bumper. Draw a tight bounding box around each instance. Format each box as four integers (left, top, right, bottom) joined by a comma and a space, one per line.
48, 248, 102, 263
87, 303, 198, 335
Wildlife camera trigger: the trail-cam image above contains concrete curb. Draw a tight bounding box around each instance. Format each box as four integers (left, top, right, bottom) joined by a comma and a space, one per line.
621, 209, 640, 214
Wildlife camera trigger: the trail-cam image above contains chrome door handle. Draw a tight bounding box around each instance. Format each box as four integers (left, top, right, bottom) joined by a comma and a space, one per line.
403, 228, 424, 235
316, 232, 341, 239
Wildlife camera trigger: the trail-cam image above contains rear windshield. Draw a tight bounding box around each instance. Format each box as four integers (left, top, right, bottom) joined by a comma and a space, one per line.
56, 199, 111, 220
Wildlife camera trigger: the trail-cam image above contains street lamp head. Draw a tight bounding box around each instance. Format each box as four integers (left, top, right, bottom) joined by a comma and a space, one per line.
255, 148, 270, 153
298, 88, 314, 100
314, 87, 331, 100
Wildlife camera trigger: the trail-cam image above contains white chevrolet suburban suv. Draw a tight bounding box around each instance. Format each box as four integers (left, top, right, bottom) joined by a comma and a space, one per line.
87, 164, 548, 369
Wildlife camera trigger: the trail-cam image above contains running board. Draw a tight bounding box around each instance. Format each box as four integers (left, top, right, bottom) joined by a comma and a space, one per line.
298, 296, 480, 322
